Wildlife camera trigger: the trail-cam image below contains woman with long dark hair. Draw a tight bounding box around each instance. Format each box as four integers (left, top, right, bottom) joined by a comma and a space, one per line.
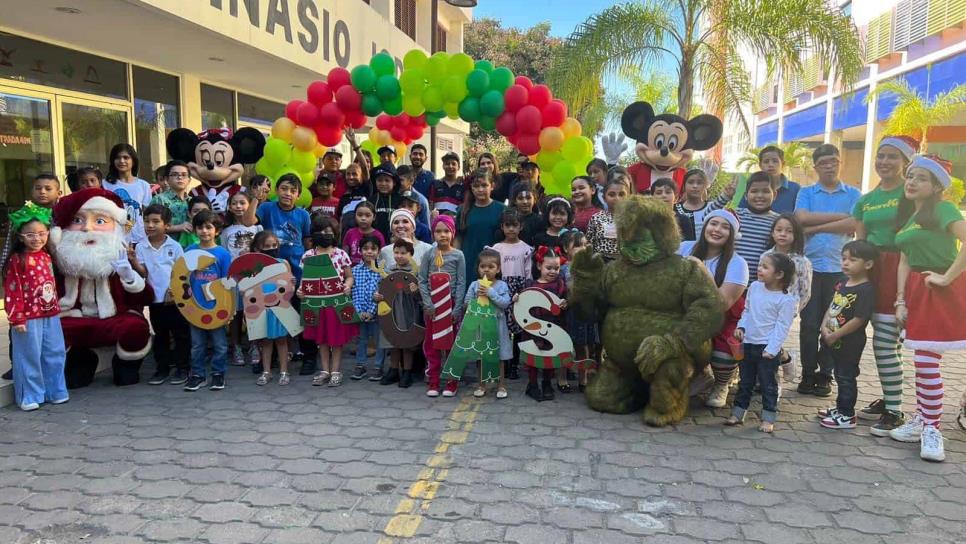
103, 143, 152, 245
457, 168, 505, 279
476, 152, 510, 203
678, 209, 749, 408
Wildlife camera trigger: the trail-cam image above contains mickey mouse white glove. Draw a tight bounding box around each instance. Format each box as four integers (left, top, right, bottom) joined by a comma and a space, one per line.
601, 132, 628, 165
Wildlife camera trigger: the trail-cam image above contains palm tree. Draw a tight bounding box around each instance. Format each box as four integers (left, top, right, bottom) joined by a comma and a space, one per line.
867, 80, 966, 152
735, 141, 813, 174
548, 0, 863, 136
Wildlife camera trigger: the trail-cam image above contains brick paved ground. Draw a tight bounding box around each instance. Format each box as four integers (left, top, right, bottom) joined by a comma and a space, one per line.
1, 333, 965, 544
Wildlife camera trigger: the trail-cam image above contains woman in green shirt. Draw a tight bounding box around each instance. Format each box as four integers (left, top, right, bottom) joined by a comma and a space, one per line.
852, 136, 918, 435
890, 154, 966, 463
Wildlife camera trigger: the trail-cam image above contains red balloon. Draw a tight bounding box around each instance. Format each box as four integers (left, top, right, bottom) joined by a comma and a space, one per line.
517, 134, 540, 155
390, 126, 406, 142
515, 105, 543, 135
327, 67, 352, 90
318, 102, 345, 128
398, 113, 412, 126
307, 81, 332, 106
414, 114, 427, 126
285, 100, 304, 122
406, 124, 423, 140
495, 111, 517, 136
346, 110, 368, 129
376, 114, 393, 130
316, 126, 343, 147
504, 85, 529, 113
542, 100, 567, 128
514, 76, 534, 90
334, 86, 362, 111
529, 85, 552, 109
296, 102, 320, 127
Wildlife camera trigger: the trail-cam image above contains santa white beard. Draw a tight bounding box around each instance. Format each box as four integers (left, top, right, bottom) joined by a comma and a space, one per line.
55, 228, 124, 279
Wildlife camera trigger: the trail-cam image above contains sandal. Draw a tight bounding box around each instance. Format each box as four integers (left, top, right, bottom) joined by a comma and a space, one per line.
256, 372, 272, 386
557, 383, 573, 394
328, 372, 343, 387
473, 386, 486, 398
758, 421, 774, 433
496, 387, 508, 399
278, 372, 290, 386
312, 371, 330, 386
724, 415, 742, 426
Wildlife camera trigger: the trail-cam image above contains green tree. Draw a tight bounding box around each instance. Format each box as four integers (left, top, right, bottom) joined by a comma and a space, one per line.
735, 141, 813, 173
548, 0, 863, 137
867, 80, 966, 152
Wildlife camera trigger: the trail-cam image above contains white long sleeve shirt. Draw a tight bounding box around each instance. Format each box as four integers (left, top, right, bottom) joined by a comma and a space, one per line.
737, 281, 798, 356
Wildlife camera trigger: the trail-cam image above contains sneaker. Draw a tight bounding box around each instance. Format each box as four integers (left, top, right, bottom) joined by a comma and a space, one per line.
148, 371, 169, 385
350, 366, 367, 380
870, 411, 905, 437
496, 387, 508, 399
184, 375, 206, 391
705, 382, 730, 408
169, 369, 189, 385
889, 414, 924, 443
812, 375, 833, 397
817, 406, 840, 419
231, 348, 247, 366
50, 397, 69, 405
858, 399, 886, 421
249, 344, 261, 365
20, 402, 40, 411
399, 370, 413, 388
541, 380, 555, 401
328, 372, 343, 387
312, 371, 330, 386
278, 372, 290, 386
797, 375, 815, 395
256, 372, 272, 386
920, 426, 945, 462
380, 368, 400, 385
473, 386, 486, 398
426, 386, 440, 398
820, 412, 857, 429
369, 369, 384, 382
442, 380, 458, 397
209, 373, 225, 390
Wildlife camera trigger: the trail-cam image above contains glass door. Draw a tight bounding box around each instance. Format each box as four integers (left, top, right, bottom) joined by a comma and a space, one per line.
0, 89, 55, 245
58, 96, 132, 190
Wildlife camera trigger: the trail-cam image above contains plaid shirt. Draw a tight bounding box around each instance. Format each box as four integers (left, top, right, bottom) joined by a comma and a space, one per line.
351, 262, 382, 317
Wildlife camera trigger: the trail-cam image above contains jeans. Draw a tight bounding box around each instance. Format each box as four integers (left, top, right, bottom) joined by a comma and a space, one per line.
824, 336, 866, 417
355, 320, 385, 370
190, 326, 228, 378
11, 316, 67, 407
150, 303, 190, 374
732, 344, 780, 423
799, 272, 840, 380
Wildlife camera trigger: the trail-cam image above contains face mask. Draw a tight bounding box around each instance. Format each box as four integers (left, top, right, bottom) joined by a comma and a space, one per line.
313, 232, 335, 247
262, 248, 279, 258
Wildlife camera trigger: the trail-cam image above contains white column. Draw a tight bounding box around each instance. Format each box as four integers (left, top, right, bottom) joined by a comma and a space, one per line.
823, 64, 837, 144
861, 63, 881, 193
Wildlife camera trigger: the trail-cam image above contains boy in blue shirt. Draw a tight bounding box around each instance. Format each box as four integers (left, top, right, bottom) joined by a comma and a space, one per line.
252, 174, 312, 280
183, 210, 233, 391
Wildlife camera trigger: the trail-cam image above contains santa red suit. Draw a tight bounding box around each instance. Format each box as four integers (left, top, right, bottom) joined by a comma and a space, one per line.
51, 189, 154, 387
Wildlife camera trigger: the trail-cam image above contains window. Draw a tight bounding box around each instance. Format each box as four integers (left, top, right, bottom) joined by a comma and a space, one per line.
133, 66, 179, 184
201, 84, 234, 131
436, 24, 448, 52
237, 93, 285, 126
0, 31, 128, 99
395, 0, 417, 40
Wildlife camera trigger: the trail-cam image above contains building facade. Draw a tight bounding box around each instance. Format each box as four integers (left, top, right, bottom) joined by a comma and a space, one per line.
725, 0, 965, 192
0, 0, 471, 208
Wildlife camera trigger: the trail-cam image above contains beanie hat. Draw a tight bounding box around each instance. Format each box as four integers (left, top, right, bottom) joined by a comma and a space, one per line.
908, 154, 953, 189
390, 208, 416, 229
704, 209, 741, 239
432, 214, 456, 235
878, 136, 920, 161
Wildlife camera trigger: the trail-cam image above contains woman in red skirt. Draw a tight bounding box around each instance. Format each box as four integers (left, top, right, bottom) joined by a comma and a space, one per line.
891, 154, 966, 463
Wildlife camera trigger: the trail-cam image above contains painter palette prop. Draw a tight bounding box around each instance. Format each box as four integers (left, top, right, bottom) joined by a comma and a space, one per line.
512, 287, 597, 371
171, 249, 236, 330
377, 271, 424, 349
228, 252, 303, 340
441, 278, 501, 383
300, 253, 357, 326
428, 272, 455, 350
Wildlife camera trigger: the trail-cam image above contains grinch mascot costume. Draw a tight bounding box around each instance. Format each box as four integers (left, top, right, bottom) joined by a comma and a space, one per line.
51, 189, 154, 387
570, 196, 723, 426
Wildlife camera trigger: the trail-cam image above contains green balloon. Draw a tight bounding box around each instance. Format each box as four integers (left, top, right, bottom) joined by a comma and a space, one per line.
295, 182, 313, 208
458, 97, 481, 122
422, 85, 445, 112
384, 96, 403, 116
551, 161, 578, 189
479, 115, 496, 132
351, 65, 377, 92
466, 69, 490, 98
370, 52, 396, 77
425, 54, 448, 83
427, 113, 442, 127
448, 53, 475, 76
255, 157, 271, 176
535, 150, 562, 171
474, 60, 494, 74
263, 138, 292, 168
291, 149, 316, 172
562, 135, 593, 162
399, 69, 426, 94
403, 49, 428, 70
361, 93, 383, 116
375, 74, 402, 101
403, 95, 425, 116
443, 75, 468, 102
479, 89, 505, 117
489, 67, 514, 91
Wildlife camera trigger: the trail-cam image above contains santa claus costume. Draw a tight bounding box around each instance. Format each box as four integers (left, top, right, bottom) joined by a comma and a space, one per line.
51, 188, 154, 387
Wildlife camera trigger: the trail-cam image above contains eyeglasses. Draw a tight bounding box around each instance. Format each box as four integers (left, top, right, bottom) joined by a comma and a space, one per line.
167, 173, 189, 179
21, 232, 49, 240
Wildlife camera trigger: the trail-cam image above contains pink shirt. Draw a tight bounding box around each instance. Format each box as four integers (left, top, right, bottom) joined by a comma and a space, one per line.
492, 241, 533, 280
342, 228, 386, 266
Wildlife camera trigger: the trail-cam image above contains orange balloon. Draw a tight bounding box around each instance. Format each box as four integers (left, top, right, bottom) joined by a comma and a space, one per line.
377, 129, 392, 145
538, 127, 565, 152
393, 142, 407, 162
271, 117, 296, 142
368, 127, 382, 145
292, 126, 318, 152
313, 143, 327, 157
560, 117, 582, 139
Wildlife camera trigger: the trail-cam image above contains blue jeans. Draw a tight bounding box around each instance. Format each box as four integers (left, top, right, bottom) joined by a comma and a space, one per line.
732, 344, 780, 423
11, 316, 67, 406
190, 326, 228, 378
355, 320, 385, 370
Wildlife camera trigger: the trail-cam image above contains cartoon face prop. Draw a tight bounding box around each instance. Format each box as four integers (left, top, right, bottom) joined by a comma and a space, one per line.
166, 127, 265, 190
620, 101, 723, 172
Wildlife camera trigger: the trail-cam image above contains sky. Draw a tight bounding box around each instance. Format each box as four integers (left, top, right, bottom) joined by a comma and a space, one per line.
471, 0, 621, 38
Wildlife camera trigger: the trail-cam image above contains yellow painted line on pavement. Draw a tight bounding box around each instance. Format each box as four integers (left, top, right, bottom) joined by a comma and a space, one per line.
378, 396, 481, 542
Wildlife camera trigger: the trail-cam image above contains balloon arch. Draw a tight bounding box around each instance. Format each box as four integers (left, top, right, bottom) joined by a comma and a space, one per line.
256, 49, 593, 207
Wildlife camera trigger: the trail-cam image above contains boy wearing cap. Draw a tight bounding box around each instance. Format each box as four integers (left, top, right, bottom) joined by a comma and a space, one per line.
315, 150, 346, 199
378, 145, 397, 166
308, 174, 340, 218
396, 165, 432, 228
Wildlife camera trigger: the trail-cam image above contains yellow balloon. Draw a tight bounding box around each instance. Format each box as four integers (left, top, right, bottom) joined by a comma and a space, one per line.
313, 143, 327, 158
393, 141, 407, 162
291, 126, 318, 152
538, 127, 565, 152
368, 127, 382, 144
271, 117, 296, 142
377, 129, 392, 145
561, 117, 582, 139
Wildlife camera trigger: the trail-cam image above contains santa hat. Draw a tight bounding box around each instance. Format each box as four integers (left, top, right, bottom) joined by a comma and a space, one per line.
908, 154, 953, 189
878, 136, 920, 161
228, 253, 290, 292
52, 188, 127, 229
